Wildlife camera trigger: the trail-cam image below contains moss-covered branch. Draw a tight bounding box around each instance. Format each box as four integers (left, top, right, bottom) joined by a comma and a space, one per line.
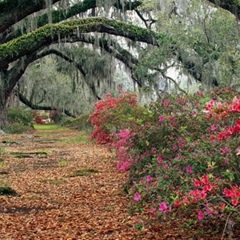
4, 0, 142, 42
0, 17, 159, 69
0, 0, 60, 33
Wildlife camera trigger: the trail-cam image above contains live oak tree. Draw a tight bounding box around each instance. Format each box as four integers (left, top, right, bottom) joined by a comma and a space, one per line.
0, 0, 156, 128
138, 0, 240, 89
0, 0, 239, 129
19, 46, 113, 115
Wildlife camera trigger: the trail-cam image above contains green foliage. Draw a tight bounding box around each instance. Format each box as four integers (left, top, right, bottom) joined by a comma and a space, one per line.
33, 124, 66, 130
5, 107, 33, 133
0, 186, 17, 196
60, 115, 92, 131
58, 159, 68, 167
67, 169, 99, 177
66, 136, 90, 143
0, 17, 158, 66
40, 178, 65, 185
7, 108, 34, 126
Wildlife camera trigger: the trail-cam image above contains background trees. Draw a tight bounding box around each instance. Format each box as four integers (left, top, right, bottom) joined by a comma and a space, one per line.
0, 0, 239, 129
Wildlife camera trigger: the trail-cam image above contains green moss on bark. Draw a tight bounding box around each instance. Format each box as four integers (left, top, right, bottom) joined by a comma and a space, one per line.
0, 17, 165, 69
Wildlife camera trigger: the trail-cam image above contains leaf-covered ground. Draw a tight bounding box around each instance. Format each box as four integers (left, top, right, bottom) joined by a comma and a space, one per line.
0, 128, 239, 239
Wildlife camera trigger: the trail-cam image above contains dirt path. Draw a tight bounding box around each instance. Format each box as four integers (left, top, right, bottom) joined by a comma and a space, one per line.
0, 129, 154, 239
0, 129, 238, 239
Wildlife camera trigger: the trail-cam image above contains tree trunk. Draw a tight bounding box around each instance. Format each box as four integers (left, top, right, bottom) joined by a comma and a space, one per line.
0, 71, 8, 130
0, 96, 7, 130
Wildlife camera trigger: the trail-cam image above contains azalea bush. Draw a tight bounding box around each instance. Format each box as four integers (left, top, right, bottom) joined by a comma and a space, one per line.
87, 91, 138, 144
89, 88, 240, 235
129, 90, 239, 233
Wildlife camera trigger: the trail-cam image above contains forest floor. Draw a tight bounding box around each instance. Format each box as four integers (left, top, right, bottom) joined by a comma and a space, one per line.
0, 128, 239, 240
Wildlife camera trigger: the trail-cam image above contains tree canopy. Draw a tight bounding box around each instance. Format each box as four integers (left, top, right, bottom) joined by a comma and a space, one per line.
0, 0, 239, 128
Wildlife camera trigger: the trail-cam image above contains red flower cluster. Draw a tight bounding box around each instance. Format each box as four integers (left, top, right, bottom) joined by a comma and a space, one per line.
224, 186, 240, 206
88, 92, 137, 144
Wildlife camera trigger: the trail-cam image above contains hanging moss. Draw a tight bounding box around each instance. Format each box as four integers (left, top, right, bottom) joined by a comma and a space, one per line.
37, 0, 97, 27
0, 17, 163, 68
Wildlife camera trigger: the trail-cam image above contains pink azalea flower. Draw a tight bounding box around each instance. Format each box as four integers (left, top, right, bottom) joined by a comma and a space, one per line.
186, 165, 192, 174
198, 210, 204, 220
157, 156, 163, 163
211, 124, 216, 131
133, 193, 141, 201
163, 100, 170, 106
159, 115, 165, 122
159, 202, 167, 212
205, 206, 218, 215
147, 175, 152, 182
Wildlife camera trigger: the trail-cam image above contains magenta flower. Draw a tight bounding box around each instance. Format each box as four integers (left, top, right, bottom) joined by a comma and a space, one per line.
211, 124, 216, 131
159, 115, 165, 122
147, 175, 152, 182
198, 210, 204, 220
159, 202, 167, 212
163, 100, 170, 106
157, 156, 163, 163
186, 165, 192, 174
133, 193, 141, 201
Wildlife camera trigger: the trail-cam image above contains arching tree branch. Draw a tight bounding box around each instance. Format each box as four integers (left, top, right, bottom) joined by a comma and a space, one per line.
0, 17, 158, 69
0, 0, 60, 33
4, 0, 142, 43
16, 91, 75, 117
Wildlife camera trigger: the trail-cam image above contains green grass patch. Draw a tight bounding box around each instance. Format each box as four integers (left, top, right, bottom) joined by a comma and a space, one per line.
40, 178, 65, 185
66, 136, 90, 143
99, 205, 114, 212
49, 199, 63, 205
59, 159, 68, 167
0, 147, 6, 155
34, 124, 67, 130
11, 151, 48, 158
67, 169, 99, 177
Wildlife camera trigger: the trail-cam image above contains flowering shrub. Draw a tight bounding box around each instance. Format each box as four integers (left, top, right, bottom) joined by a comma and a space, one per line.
124, 89, 239, 234
89, 88, 239, 235
35, 115, 43, 124
88, 92, 138, 144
